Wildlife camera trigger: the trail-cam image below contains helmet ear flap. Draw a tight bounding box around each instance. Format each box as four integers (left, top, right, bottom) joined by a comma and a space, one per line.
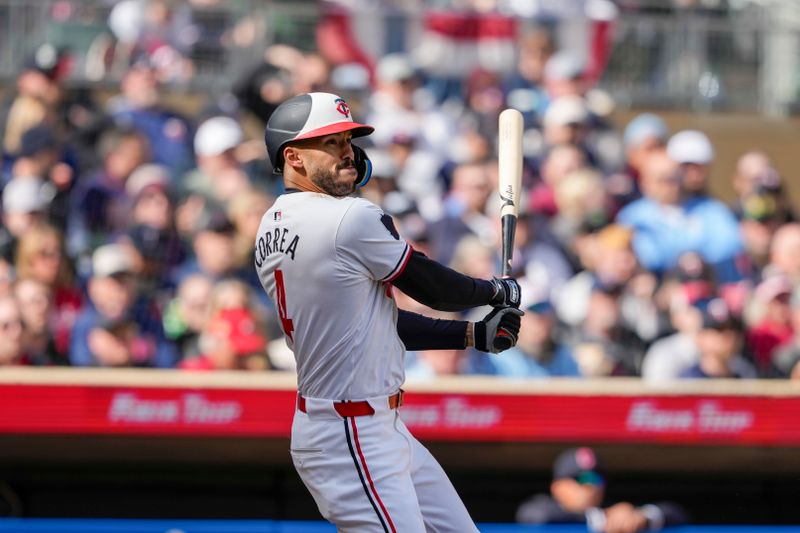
352, 144, 372, 188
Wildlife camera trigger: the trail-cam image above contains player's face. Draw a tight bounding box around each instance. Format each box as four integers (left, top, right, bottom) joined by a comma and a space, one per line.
303, 132, 357, 197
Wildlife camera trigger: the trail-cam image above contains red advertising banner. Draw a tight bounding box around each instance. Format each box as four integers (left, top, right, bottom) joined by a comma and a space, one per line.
3, 384, 800, 446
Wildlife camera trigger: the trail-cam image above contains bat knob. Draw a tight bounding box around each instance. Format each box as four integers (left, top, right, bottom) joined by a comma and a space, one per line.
493, 329, 514, 352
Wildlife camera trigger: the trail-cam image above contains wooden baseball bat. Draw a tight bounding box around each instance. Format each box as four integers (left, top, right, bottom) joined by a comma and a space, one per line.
493, 109, 523, 351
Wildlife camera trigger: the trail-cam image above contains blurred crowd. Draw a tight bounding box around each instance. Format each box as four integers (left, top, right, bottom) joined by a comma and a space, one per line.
1, 4, 799, 383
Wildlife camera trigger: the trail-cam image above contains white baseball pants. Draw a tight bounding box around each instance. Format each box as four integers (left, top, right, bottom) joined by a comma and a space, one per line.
290, 394, 480, 533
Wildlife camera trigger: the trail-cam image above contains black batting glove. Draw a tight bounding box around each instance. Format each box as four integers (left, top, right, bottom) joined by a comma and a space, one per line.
474, 306, 523, 354
489, 277, 521, 308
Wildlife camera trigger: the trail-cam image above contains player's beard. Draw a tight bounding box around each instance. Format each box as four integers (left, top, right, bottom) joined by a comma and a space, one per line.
311, 164, 356, 197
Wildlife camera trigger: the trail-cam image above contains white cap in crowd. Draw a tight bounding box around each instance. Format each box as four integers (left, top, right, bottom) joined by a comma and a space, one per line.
92, 243, 135, 278
544, 52, 585, 82
126, 164, 170, 198
194, 116, 243, 157
376, 53, 416, 83
544, 96, 590, 128
2, 178, 47, 214
667, 130, 714, 165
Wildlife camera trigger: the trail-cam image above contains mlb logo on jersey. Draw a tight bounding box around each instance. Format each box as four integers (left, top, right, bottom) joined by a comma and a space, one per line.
274, 211, 282, 221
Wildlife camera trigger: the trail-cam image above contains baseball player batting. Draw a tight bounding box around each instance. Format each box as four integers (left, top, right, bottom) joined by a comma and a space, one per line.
255, 92, 523, 532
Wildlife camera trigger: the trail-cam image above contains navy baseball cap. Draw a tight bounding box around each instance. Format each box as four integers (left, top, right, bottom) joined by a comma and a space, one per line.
553, 447, 604, 484
18, 124, 59, 158
695, 298, 738, 331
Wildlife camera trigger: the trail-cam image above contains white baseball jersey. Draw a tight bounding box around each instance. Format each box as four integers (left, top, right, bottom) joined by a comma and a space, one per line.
255, 192, 411, 400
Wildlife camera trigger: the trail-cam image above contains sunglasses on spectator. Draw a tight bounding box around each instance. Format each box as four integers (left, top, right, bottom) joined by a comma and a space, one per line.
36, 248, 60, 260
575, 471, 605, 486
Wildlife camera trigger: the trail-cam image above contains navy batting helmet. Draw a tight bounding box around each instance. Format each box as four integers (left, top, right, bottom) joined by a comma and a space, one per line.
265, 92, 374, 185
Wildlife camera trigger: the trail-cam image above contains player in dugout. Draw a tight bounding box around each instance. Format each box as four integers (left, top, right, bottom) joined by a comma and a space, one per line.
517, 447, 688, 532
255, 92, 523, 532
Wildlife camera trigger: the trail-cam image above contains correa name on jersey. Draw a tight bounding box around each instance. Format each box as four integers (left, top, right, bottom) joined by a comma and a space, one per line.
255, 226, 300, 267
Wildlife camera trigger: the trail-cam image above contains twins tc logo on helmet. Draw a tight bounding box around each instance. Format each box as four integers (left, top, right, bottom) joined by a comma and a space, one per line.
334, 98, 351, 118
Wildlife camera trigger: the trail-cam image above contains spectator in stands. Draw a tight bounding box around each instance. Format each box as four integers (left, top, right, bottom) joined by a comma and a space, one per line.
529, 143, 586, 219
504, 25, 556, 126
557, 225, 641, 332
680, 298, 756, 379
70, 243, 177, 368
730, 150, 794, 223
0, 295, 28, 366
549, 166, 611, 265
773, 286, 800, 379
616, 150, 742, 279
738, 184, 790, 275
764, 223, 800, 284
366, 53, 452, 219
0, 257, 13, 298
450, 235, 495, 282
266, 46, 332, 96
516, 213, 574, 294
13, 278, 63, 366
428, 161, 496, 265
641, 253, 716, 383
614, 113, 669, 205
641, 301, 703, 384
568, 281, 642, 376
181, 278, 269, 371
1, 43, 66, 159
172, 206, 238, 283
181, 115, 250, 205
366, 53, 424, 147
68, 127, 150, 255
231, 57, 294, 126
15, 224, 82, 356
516, 447, 687, 531
538, 56, 621, 173
163, 273, 213, 362
0, 176, 48, 263
745, 275, 794, 375
181, 305, 270, 371
458, 68, 506, 142
541, 96, 592, 157
542, 52, 586, 104
175, 115, 253, 240
406, 347, 469, 380
666, 129, 714, 198
488, 295, 580, 378
121, 164, 185, 290
226, 189, 274, 271
107, 60, 194, 177
9, 123, 75, 228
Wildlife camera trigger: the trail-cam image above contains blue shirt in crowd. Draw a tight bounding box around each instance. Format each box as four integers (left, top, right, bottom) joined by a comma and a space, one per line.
616, 195, 743, 279
489, 344, 581, 378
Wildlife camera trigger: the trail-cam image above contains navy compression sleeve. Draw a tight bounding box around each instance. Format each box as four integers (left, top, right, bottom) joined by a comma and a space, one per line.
396, 310, 468, 351
392, 250, 496, 311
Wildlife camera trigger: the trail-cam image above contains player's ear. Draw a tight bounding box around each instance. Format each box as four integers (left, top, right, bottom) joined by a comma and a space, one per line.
283, 145, 305, 171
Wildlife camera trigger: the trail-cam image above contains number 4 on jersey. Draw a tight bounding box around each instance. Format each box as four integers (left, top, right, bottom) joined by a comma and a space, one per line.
274, 269, 294, 341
